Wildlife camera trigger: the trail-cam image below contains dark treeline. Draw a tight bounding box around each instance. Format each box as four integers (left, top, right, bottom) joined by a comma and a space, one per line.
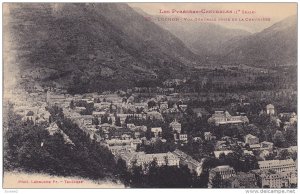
4, 105, 117, 181
67, 74, 131, 95
66, 66, 294, 95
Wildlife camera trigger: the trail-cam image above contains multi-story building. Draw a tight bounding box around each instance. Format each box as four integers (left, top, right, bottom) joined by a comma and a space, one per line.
179, 134, 188, 143
210, 165, 236, 180
151, 127, 162, 138
135, 152, 180, 167
244, 134, 259, 145
260, 141, 274, 150
82, 115, 94, 126
173, 149, 203, 176
159, 102, 169, 111
71, 115, 93, 127
204, 132, 216, 141
228, 172, 258, 188
106, 139, 142, 150
209, 165, 236, 188
169, 119, 181, 133
266, 104, 275, 115
119, 151, 180, 168
108, 127, 133, 139
260, 171, 282, 188
46, 91, 68, 106
252, 170, 297, 188
208, 111, 249, 126
109, 145, 135, 155
258, 159, 296, 173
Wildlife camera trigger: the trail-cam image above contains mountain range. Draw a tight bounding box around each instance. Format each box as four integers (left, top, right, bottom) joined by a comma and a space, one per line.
5, 3, 200, 91
133, 7, 252, 56
134, 7, 297, 67
219, 15, 297, 66
4, 3, 297, 92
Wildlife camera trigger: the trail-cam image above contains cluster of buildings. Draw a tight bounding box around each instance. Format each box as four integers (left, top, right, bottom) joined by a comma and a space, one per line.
208, 159, 297, 188
5, 88, 50, 125
5, 84, 297, 188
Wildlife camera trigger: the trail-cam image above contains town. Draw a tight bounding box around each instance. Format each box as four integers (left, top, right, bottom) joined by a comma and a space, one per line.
3, 76, 297, 188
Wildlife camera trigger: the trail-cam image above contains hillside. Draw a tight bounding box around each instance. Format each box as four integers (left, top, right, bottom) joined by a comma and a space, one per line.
4, 3, 201, 93
218, 15, 297, 66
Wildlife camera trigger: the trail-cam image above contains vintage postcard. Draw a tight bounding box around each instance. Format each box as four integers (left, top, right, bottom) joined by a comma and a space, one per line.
2, 2, 298, 189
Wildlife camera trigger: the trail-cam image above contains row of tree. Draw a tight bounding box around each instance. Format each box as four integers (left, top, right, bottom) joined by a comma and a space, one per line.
4, 105, 118, 181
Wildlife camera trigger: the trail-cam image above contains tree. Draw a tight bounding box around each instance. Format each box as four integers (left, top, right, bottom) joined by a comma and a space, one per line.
195, 171, 209, 188
278, 149, 291, 160
265, 152, 277, 160
284, 126, 297, 147
115, 158, 129, 186
219, 153, 227, 165
211, 173, 222, 188
240, 154, 259, 172
130, 162, 145, 187
245, 124, 260, 137
80, 103, 94, 115
4, 106, 118, 181
108, 118, 113, 125
225, 152, 241, 172
70, 100, 75, 109
148, 100, 156, 109
115, 117, 121, 126
47, 105, 64, 122
101, 115, 109, 124
273, 130, 286, 148
92, 117, 99, 125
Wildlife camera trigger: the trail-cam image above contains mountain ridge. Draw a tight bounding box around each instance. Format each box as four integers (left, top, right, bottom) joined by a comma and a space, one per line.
216, 14, 297, 66
5, 3, 201, 92
132, 6, 252, 56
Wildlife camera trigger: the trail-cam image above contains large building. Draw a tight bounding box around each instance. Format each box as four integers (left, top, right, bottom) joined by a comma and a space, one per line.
118, 151, 180, 168
227, 172, 258, 188
106, 139, 142, 151
209, 165, 236, 188
151, 127, 162, 137
252, 170, 297, 188
266, 104, 275, 115
244, 134, 259, 145
169, 119, 181, 133
173, 149, 203, 176
135, 152, 179, 167
46, 91, 71, 107
208, 111, 249, 126
204, 132, 216, 141
260, 141, 274, 150
258, 159, 296, 173
210, 165, 236, 180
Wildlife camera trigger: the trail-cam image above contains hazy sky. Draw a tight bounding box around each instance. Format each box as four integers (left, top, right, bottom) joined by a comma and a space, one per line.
128, 3, 297, 33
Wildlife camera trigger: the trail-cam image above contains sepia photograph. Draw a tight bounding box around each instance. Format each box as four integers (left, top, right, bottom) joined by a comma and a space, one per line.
2, 1, 298, 191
